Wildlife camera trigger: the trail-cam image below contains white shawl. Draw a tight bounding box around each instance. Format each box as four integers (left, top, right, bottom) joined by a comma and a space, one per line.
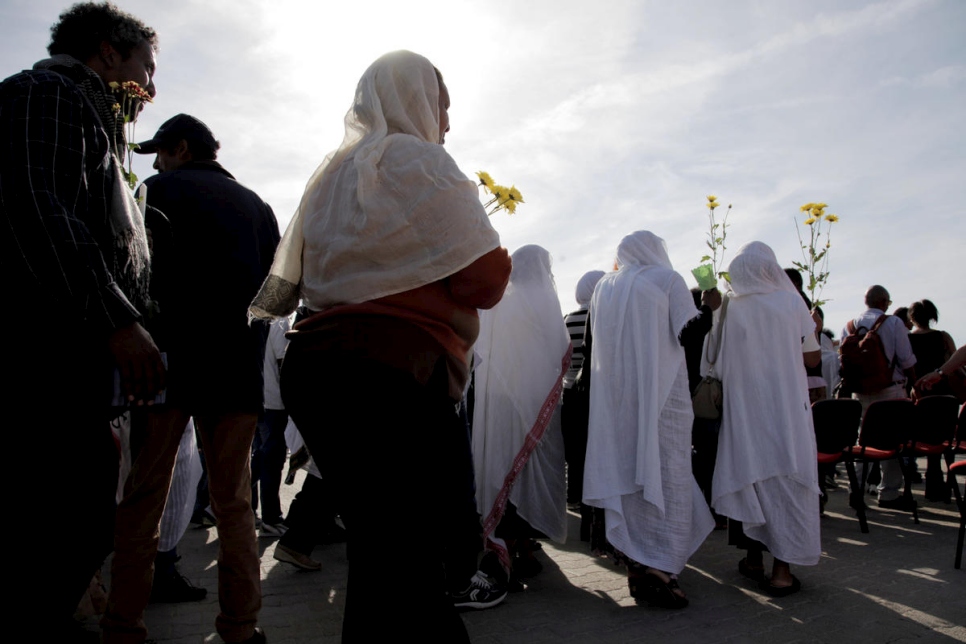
473, 245, 571, 568
250, 50, 499, 318
711, 242, 821, 563
584, 231, 701, 517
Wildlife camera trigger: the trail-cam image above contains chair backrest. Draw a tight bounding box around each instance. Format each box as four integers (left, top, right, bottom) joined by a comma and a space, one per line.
954, 403, 966, 447
858, 398, 916, 450
813, 398, 862, 454
912, 395, 959, 446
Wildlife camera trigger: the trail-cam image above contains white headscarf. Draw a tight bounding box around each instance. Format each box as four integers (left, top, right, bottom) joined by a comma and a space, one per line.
250, 50, 500, 318
575, 270, 605, 307
727, 241, 800, 298
474, 245, 571, 564
616, 230, 674, 271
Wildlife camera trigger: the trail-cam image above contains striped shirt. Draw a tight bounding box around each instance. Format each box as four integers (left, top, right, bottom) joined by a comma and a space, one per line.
563, 307, 589, 388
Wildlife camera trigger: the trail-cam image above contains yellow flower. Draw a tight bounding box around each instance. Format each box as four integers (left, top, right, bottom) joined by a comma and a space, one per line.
804, 217, 817, 225
504, 199, 518, 214
477, 171, 495, 193
825, 214, 839, 222
707, 195, 717, 202
813, 202, 828, 210
707, 201, 719, 210
508, 185, 523, 203
800, 203, 814, 212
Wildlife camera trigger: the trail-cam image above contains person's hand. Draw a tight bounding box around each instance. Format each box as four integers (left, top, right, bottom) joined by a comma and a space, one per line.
108, 322, 166, 405
811, 309, 823, 334
701, 288, 722, 311
915, 372, 942, 392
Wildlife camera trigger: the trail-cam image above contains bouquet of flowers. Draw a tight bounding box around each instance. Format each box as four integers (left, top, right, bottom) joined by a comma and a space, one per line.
476, 171, 524, 215
109, 80, 153, 189
691, 195, 732, 290
792, 202, 840, 307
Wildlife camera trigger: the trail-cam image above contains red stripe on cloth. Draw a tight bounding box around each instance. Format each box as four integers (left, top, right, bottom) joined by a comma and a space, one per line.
482, 343, 573, 571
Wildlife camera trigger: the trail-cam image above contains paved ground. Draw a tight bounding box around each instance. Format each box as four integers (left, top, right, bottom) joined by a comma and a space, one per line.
91, 465, 965, 643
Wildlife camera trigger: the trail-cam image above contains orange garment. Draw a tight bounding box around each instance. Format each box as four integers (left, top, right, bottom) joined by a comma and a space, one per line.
294, 247, 511, 398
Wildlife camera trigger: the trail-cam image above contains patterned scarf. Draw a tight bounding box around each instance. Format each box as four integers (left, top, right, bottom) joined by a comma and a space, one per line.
32, 55, 151, 310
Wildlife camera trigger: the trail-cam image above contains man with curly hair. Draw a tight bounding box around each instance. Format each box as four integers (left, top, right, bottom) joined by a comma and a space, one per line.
0, 2, 163, 642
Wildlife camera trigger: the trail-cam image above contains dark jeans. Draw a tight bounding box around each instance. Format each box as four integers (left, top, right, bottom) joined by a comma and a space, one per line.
561, 385, 590, 504
251, 408, 288, 524
279, 473, 338, 555
282, 345, 470, 643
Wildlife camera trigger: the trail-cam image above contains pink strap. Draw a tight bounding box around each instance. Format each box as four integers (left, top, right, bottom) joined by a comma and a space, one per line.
482, 344, 573, 571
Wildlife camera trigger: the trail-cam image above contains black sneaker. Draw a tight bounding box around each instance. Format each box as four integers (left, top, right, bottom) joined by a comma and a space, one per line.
451, 570, 508, 610
150, 570, 208, 603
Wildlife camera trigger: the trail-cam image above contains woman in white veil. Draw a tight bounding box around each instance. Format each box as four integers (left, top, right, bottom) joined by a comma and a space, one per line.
473, 245, 571, 583
711, 241, 822, 597
251, 51, 512, 640
584, 230, 714, 608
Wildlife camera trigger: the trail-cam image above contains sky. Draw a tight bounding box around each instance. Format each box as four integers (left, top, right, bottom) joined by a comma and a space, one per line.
2, 0, 964, 344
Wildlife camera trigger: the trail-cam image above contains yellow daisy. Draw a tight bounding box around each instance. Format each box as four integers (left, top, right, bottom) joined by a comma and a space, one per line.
804, 217, 817, 225
476, 171, 495, 193
825, 214, 839, 222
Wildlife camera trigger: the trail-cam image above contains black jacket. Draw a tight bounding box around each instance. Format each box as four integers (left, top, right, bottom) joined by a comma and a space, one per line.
143, 160, 280, 413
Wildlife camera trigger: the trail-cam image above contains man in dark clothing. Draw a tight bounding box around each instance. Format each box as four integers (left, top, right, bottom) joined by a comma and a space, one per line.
102, 113, 279, 644
0, 3, 164, 641
681, 287, 723, 523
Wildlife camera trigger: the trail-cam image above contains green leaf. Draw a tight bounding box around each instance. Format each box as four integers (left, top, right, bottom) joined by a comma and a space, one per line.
719, 271, 731, 283
707, 241, 715, 250
700, 255, 712, 262
129, 142, 141, 151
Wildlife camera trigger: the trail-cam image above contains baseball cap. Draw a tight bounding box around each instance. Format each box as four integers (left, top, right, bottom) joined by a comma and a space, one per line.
134, 113, 219, 155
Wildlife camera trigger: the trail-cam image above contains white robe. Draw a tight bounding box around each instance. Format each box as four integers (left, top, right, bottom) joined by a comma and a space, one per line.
473, 246, 570, 561
583, 236, 714, 575
711, 242, 821, 566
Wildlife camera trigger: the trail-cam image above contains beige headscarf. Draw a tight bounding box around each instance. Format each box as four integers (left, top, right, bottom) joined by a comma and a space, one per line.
250, 50, 500, 318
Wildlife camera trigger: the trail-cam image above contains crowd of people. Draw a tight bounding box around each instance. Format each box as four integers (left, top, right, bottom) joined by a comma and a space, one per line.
3, 3, 962, 644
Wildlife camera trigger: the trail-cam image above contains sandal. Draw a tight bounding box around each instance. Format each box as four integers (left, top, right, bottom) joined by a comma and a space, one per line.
634, 569, 689, 609
738, 557, 766, 583
758, 575, 802, 598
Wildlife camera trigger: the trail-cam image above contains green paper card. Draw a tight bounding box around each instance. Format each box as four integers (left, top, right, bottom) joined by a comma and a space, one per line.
691, 264, 716, 291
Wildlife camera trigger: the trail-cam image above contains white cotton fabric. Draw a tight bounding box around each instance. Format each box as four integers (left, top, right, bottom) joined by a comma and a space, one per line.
158, 419, 203, 552
250, 50, 499, 317
820, 333, 841, 398
711, 241, 821, 565
583, 231, 713, 574
575, 270, 606, 307
473, 245, 570, 545
263, 316, 292, 410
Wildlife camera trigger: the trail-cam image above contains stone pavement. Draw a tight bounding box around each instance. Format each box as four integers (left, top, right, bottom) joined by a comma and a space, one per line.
96, 467, 965, 643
